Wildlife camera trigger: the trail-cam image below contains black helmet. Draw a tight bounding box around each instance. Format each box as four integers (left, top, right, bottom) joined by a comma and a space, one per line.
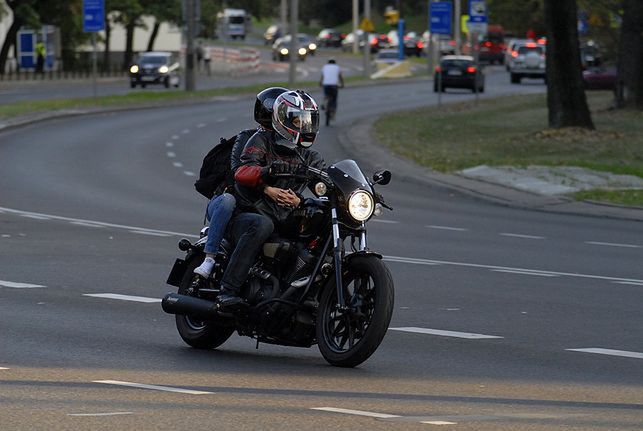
254, 86, 288, 130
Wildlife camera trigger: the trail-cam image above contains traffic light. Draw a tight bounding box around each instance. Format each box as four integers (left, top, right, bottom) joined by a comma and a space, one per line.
385, 9, 399, 26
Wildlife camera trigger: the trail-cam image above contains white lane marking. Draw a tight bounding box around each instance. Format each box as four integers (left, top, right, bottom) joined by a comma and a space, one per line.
129, 230, 171, 237
69, 412, 133, 417
173, 162, 184, 168
491, 269, 559, 277
427, 225, 468, 231
0, 280, 46, 289
83, 294, 161, 303
196, 123, 206, 128
94, 380, 213, 394
499, 233, 545, 239
166, 151, 176, 158
0, 207, 198, 239
585, 241, 641, 249
70, 221, 105, 228
566, 348, 643, 360
389, 327, 503, 339
2, 234, 10, 238
422, 421, 457, 425
0, 367, 9, 370
165, 142, 174, 147
182, 129, 190, 134
311, 407, 400, 419
612, 281, 643, 286
383, 255, 643, 285
21, 214, 50, 220
184, 171, 196, 177
371, 219, 398, 224
216, 117, 227, 123
171, 135, 180, 140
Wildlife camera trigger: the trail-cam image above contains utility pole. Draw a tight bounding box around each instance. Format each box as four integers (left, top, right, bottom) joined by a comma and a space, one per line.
353, 0, 359, 54
454, 0, 461, 55
363, 0, 371, 78
288, 0, 298, 86
185, 0, 196, 91
281, 0, 287, 34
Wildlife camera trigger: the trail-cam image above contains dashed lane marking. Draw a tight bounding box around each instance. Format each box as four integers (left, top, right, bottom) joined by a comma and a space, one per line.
165, 142, 174, 147
172, 162, 183, 168
585, 241, 641, 249
83, 293, 161, 303
566, 348, 643, 360
0, 367, 9, 370
94, 380, 213, 394
389, 327, 503, 339
69, 412, 133, 417
171, 135, 180, 140
166, 151, 176, 158
129, 230, 171, 237
491, 269, 559, 277
196, 123, 206, 128
215, 117, 227, 123
311, 407, 400, 419
427, 225, 468, 231
371, 219, 398, 224
499, 233, 545, 239
182, 129, 190, 134
184, 171, 196, 177
422, 421, 457, 425
0, 280, 46, 289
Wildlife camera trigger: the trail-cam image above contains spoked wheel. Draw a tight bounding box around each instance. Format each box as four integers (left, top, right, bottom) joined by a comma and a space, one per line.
175, 259, 234, 349
317, 255, 394, 367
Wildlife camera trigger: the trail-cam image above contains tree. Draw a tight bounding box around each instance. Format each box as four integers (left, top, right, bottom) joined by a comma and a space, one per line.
0, 0, 40, 74
543, 0, 594, 129
110, 0, 144, 69
616, 0, 643, 109
141, 0, 180, 51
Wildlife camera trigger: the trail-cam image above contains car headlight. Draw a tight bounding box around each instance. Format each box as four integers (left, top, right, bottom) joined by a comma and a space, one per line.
348, 191, 374, 221
298, 47, 307, 55
129, 65, 139, 73
309, 43, 317, 50
280, 48, 289, 55
159, 65, 169, 73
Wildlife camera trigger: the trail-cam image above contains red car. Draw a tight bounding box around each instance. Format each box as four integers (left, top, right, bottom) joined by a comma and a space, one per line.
583, 66, 617, 90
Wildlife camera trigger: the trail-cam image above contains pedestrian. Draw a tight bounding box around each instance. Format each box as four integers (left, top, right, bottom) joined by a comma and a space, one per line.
203, 45, 211, 76
35, 41, 45, 74
196, 42, 204, 72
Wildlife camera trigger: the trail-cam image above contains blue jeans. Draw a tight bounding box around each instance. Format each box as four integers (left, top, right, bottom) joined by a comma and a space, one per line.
204, 193, 236, 254
220, 212, 274, 293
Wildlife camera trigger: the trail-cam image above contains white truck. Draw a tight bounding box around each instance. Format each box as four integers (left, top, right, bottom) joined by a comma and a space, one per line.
217, 8, 250, 40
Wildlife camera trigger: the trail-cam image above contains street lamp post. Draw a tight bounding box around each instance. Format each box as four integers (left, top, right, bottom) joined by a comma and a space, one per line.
288, 0, 298, 86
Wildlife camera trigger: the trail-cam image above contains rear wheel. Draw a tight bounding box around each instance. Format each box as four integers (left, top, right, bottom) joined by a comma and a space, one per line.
175, 259, 234, 349
317, 255, 394, 368
510, 73, 520, 84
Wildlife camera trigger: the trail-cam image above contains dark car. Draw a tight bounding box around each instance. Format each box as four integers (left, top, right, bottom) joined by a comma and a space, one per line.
434, 55, 484, 93
403, 34, 424, 57
583, 66, 616, 90
271, 35, 308, 62
316, 28, 344, 48
129, 52, 179, 89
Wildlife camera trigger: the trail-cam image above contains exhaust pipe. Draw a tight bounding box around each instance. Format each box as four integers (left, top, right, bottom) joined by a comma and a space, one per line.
162, 293, 219, 320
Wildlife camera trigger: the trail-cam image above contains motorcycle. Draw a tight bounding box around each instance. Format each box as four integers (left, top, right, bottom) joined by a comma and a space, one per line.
162, 159, 394, 368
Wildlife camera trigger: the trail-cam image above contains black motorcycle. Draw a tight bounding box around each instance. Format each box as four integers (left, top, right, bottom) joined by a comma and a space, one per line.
162, 159, 394, 368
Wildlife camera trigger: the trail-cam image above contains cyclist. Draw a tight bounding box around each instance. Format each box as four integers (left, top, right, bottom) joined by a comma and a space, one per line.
319, 58, 344, 126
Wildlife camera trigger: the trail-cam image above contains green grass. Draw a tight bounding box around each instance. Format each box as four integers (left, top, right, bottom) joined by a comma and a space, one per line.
573, 189, 643, 207
373, 91, 643, 205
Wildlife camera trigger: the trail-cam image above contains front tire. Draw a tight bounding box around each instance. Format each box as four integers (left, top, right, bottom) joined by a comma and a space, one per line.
175, 258, 234, 349
317, 255, 394, 367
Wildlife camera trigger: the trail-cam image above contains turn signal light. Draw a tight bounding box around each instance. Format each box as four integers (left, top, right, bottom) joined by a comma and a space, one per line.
467, 66, 477, 73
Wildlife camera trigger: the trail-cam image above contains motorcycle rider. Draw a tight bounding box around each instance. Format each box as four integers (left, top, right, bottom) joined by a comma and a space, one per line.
216, 90, 325, 309
193, 87, 289, 278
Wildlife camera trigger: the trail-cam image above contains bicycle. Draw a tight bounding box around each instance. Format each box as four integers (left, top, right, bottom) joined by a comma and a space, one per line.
323, 85, 339, 126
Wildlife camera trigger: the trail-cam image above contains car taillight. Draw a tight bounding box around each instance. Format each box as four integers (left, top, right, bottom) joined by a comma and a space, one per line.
417, 41, 424, 49
449, 40, 456, 46
511, 51, 518, 58
537, 38, 546, 45
371, 37, 378, 45
483, 41, 492, 47
467, 66, 477, 73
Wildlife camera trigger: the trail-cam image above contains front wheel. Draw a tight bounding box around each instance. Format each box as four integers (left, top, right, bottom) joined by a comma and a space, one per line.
175, 258, 234, 349
317, 255, 394, 367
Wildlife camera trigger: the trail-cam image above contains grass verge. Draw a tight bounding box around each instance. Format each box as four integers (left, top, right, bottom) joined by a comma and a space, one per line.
373, 91, 643, 206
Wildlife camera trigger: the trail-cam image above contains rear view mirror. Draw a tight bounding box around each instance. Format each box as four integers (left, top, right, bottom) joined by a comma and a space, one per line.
372, 170, 391, 185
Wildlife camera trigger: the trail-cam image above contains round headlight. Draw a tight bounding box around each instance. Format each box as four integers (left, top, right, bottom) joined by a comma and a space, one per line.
309, 43, 317, 50
129, 65, 139, 73
159, 65, 169, 73
280, 48, 289, 55
348, 191, 374, 221
314, 182, 327, 196
298, 47, 307, 55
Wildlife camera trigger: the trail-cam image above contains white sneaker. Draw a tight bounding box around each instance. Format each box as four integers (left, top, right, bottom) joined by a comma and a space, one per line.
194, 257, 215, 278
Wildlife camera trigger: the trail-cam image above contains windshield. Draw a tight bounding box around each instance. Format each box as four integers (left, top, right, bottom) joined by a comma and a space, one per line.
518, 46, 543, 55
138, 55, 167, 65
327, 160, 372, 196
442, 59, 472, 68
229, 16, 244, 24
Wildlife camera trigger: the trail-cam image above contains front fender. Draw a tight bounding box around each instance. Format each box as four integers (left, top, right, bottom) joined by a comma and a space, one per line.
344, 251, 382, 265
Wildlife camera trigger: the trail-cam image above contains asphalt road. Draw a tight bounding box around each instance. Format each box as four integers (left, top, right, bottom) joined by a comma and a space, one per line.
1, 69, 642, 430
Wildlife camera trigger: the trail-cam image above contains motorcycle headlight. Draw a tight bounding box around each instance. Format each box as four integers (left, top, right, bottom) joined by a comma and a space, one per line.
348, 191, 374, 221
314, 182, 327, 196
309, 43, 317, 50
129, 65, 139, 73
159, 65, 169, 73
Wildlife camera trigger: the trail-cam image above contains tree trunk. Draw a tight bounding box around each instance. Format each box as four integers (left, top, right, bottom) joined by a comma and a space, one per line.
616, 0, 643, 109
147, 20, 160, 51
123, 21, 136, 70
0, 18, 22, 75
543, 0, 594, 129
103, 19, 111, 72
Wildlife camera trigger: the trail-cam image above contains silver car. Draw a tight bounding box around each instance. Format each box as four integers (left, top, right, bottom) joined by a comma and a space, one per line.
509, 43, 546, 84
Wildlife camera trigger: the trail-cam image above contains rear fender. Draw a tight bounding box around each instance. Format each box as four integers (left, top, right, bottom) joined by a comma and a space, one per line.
166, 249, 204, 287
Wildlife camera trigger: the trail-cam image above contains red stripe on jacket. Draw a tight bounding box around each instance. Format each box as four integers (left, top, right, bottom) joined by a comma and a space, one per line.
235, 165, 264, 187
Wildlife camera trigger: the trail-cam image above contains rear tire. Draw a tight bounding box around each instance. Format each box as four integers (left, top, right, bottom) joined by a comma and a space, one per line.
317, 255, 394, 368
510, 73, 520, 84
175, 258, 234, 349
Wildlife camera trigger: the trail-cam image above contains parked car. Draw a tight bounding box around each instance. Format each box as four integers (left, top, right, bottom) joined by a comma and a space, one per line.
316, 28, 344, 47
272, 35, 308, 62
509, 43, 546, 84
129, 52, 179, 89
263, 25, 282, 45
434, 55, 484, 93
583, 66, 617, 90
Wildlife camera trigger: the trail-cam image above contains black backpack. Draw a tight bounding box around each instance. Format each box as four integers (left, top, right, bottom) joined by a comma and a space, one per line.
194, 135, 236, 199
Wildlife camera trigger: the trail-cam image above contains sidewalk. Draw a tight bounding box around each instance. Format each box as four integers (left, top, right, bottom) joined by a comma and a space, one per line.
337, 117, 643, 222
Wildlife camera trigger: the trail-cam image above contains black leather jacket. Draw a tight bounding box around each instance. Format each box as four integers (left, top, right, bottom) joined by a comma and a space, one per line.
234, 130, 325, 223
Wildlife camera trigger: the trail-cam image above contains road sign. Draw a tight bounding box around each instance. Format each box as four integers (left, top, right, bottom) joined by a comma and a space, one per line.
429, 1, 452, 36
83, 0, 105, 32
468, 0, 487, 24
360, 17, 375, 33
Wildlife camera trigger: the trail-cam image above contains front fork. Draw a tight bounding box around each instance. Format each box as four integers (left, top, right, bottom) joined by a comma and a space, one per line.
332, 207, 367, 309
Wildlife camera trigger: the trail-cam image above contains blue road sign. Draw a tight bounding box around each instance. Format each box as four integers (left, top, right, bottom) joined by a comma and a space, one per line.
469, 0, 488, 24
429, 1, 452, 36
83, 0, 105, 32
